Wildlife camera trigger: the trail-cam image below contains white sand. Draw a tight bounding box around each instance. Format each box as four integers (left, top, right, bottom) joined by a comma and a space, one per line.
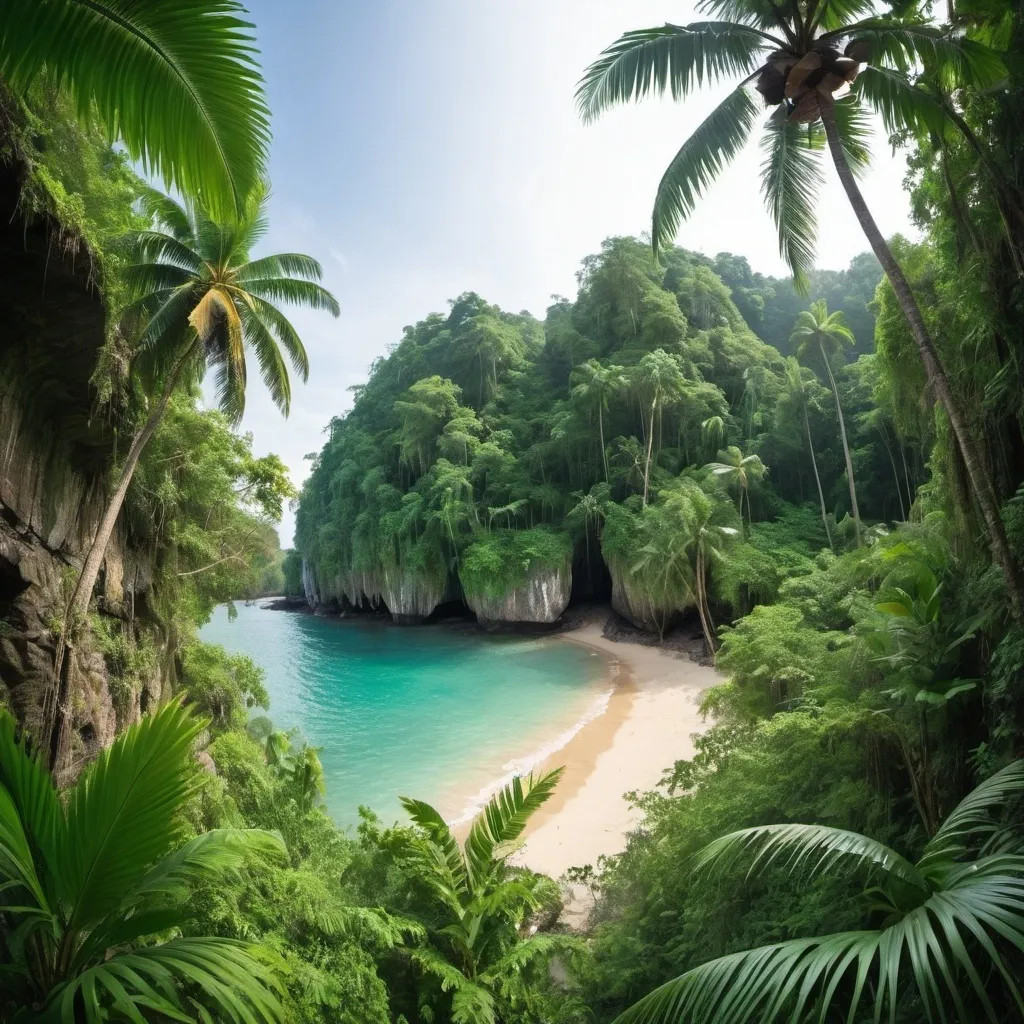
514, 618, 719, 924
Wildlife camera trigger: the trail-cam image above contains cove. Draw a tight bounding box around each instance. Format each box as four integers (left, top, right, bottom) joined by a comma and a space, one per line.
199, 603, 608, 827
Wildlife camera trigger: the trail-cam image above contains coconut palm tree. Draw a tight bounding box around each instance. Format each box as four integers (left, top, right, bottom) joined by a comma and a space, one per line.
571, 360, 627, 481
0, 699, 286, 1022
49, 186, 339, 764
781, 356, 834, 550
395, 769, 566, 1024
700, 415, 726, 458
631, 350, 689, 505
615, 760, 1024, 1024
0, 0, 270, 216
792, 299, 863, 545
705, 445, 767, 530
578, 3, 1024, 615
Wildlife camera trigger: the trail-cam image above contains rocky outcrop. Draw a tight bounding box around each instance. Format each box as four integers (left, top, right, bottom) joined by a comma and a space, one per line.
380, 567, 444, 625
608, 560, 693, 636
465, 562, 571, 628
301, 558, 446, 624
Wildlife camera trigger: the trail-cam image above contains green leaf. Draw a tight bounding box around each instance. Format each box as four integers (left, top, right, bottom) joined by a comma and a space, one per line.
0, 0, 271, 217
652, 84, 760, 253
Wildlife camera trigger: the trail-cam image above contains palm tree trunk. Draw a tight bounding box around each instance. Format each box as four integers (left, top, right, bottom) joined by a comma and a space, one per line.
695, 549, 717, 654
822, 98, 1024, 616
47, 346, 194, 767
878, 422, 906, 521
643, 395, 657, 505
803, 401, 834, 552
818, 337, 862, 547
599, 405, 609, 482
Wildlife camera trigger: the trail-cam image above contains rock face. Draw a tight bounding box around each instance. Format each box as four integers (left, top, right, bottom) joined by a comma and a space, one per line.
301, 559, 444, 624
465, 562, 571, 627
380, 567, 445, 625
608, 561, 693, 635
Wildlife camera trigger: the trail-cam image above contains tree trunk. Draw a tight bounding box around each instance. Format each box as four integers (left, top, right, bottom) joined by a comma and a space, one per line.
599, 405, 609, 482
643, 395, 657, 505
822, 97, 1024, 616
804, 401, 834, 552
695, 549, 717, 655
47, 347, 194, 768
819, 337, 862, 547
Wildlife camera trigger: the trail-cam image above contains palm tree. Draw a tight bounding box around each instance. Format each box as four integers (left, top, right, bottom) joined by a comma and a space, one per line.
50, 186, 339, 764
395, 769, 566, 1024
705, 445, 767, 530
631, 349, 689, 505
0, 699, 286, 1021
578, 4, 1024, 615
571, 360, 626, 481
1, 0, 270, 216
792, 299, 862, 545
615, 760, 1024, 1024
782, 356, 834, 550
700, 415, 726, 458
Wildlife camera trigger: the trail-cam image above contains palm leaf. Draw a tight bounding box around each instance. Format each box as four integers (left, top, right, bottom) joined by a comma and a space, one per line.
692, 821, 928, 890
241, 294, 310, 380
760, 106, 824, 292
921, 760, 1024, 869
651, 84, 760, 253
464, 769, 563, 889
57, 700, 204, 932
235, 253, 325, 283
238, 277, 341, 315
855, 66, 949, 136
399, 796, 470, 899
0, 0, 271, 216
238, 304, 293, 415
576, 22, 772, 123
832, 95, 873, 178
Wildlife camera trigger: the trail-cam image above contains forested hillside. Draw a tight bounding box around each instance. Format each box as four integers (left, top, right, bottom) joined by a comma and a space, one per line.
294, 238, 913, 639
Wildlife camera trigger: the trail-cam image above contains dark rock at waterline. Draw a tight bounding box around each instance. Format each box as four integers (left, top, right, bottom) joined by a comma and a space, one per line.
601, 612, 712, 666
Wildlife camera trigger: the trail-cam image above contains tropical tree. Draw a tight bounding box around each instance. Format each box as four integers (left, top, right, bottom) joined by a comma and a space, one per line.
705, 445, 767, 529
0, 0, 270, 216
395, 769, 567, 1024
578, 2, 1024, 614
631, 349, 689, 505
792, 299, 863, 545
614, 760, 1024, 1024
781, 356, 834, 550
49, 185, 339, 764
0, 699, 286, 1022
571, 360, 626, 481
700, 414, 726, 458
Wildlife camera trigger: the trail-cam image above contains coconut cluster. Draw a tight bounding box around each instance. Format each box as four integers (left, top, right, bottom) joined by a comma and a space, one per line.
756, 39, 871, 121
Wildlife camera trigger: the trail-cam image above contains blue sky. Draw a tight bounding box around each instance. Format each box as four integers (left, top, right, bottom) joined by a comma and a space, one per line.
235, 0, 915, 544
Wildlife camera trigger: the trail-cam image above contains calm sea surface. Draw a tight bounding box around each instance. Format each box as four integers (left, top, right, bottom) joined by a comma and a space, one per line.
199, 604, 606, 828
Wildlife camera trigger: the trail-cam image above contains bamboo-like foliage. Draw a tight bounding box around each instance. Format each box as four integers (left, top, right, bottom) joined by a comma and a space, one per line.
615, 761, 1024, 1023
0, 0, 272, 217
0, 699, 287, 1021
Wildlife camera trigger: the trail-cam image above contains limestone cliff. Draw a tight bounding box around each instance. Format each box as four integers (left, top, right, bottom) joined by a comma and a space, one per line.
608, 560, 692, 636
464, 561, 571, 627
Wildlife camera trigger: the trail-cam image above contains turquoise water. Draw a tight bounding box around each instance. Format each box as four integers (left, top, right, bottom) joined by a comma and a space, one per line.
199, 604, 606, 828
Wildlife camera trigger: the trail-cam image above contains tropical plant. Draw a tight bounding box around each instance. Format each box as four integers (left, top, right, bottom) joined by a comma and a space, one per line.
578, 1, 1024, 614
615, 760, 1024, 1023
792, 299, 863, 544
395, 769, 567, 1023
572, 360, 627, 481
700, 414, 726, 458
55, 185, 339, 713
0, 0, 270, 217
631, 350, 689, 504
705, 445, 767, 530
0, 699, 287, 1022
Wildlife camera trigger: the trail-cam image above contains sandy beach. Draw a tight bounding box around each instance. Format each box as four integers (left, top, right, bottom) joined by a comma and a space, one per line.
514, 619, 720, 922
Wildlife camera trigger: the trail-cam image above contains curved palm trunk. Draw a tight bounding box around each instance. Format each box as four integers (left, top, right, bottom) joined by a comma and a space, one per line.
821, 98, 1024, 616
47, 347, 194, 768
695, 548, 717, 655
642, 395, 658, 505
803, 401, 834, 552
598, 404, 609, 482
818, 337, 862, 547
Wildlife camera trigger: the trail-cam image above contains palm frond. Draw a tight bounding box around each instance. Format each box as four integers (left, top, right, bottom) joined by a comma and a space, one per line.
57, 700, 204, 932
921, 760, 1024, 869
238, 305, 293, 415
126, 231, 204, 274
399, 796, 470, 899
576, 23, 771, 123
133, 285, 200, 354
242, 294, 310, 380
236, 253, 325, 283
464, 769, 563, 889
651, 84, 760, 254
53, 938, 284, 1024
855, 66, 949, 136
137, 187, 194, 241
692, 821, 928, 889
760, 106, 823, 292
0, 0, 271, 216
238, 277, 341, 316
832, 95, 873, 178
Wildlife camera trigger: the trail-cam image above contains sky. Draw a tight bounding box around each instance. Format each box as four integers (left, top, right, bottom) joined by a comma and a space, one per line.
234, 0, 917, 545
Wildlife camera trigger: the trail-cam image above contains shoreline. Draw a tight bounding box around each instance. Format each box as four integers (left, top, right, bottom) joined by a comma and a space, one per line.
513, 619, 720, 924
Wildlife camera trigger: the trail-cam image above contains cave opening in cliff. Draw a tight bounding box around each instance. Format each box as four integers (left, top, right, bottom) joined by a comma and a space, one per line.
424, 598, 475, 624
0, 555, 29, 619
571, 551, 611, 604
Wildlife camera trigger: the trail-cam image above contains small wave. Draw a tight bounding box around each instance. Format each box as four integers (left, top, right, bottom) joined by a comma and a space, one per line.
448, 685, 615, 826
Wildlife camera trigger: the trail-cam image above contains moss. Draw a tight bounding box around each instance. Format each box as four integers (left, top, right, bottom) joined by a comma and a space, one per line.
459, 528, 571, 601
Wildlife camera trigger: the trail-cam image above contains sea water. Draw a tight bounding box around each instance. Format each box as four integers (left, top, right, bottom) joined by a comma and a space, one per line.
199, 603, 608, 828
